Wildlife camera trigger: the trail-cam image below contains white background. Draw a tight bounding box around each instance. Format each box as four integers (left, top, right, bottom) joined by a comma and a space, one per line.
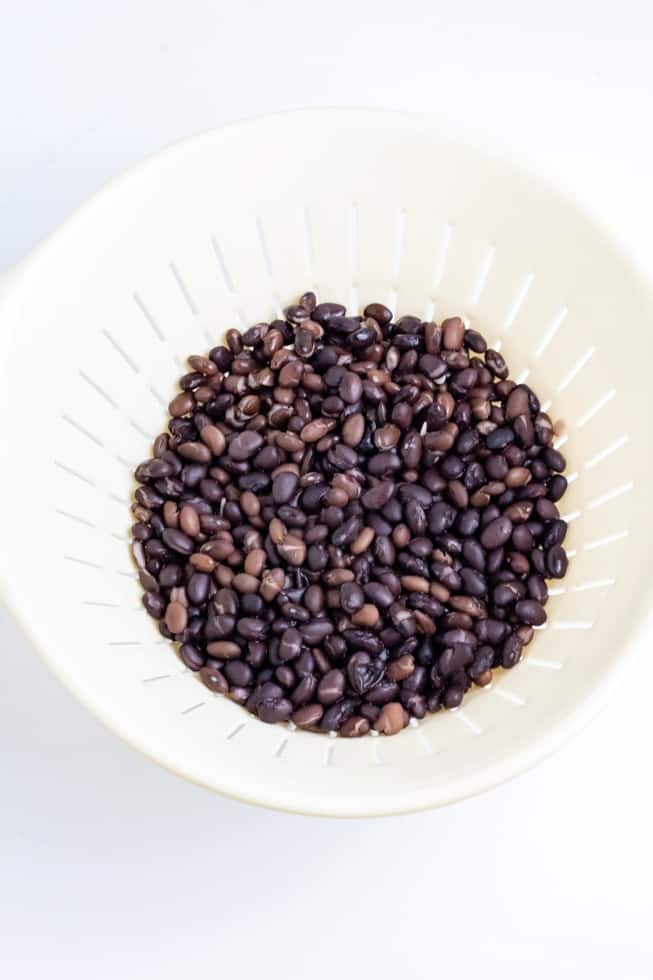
2, 3, 653, 977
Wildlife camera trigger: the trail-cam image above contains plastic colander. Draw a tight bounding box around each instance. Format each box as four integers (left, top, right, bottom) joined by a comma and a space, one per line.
1, 110, 651, 817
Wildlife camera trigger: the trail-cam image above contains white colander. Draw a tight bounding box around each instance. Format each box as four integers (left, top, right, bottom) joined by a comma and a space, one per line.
1, 110, 651, 817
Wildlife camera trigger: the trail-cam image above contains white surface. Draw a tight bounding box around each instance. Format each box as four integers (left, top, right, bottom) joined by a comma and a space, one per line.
2, 1, 653, 975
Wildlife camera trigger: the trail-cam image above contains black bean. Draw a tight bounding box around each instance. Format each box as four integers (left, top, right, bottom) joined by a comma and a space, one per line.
464, 328, 486, 353
187, 573, 210, 605
332, 516, 363, 547
486, 427, 514, 450
485, 349, 508, 379
278, 627, 302, 662
403, 499, 425, 536
543, 519, 568, 548
548, 474, 568, 502
339, 371, 363, 404
300, 619, 334, 645
439, 455, 464, 480
291, 675, 317, 707
513, 414, 534, 448
341, 582, 365, 614
320, 698, 356, 731
501, 633, 523, 668
317, 669, 346, 705
546, 545, 568, 578
367, 450, 401, 477
543, 447, 566, 472
236, 618, 267, 640
311, 302, 346, 325
363, 582, 394, 608
272, 471, 299, 504
418, 353, 447, 379
438, 644, 474, 676
373, 535, 395, 566
480, 516, 513, 549
347, 653, 385, 695
228, 430, 264, 461
143, 592, 166, 619
258, 697, 293, 723
161, 528, 195, 555
179, 643, 205, 670
515, 599, 547, 626
429, 501, 456, 534
225, 660, 253, 687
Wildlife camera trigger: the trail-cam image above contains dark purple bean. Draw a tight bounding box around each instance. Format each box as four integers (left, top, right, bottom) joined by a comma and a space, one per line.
258, 698, 293, 723
225, 660, 253, 687
480, 516, 512, 549
320, 698, 356, 731
543, 519, 567, 548
317, 669, 346, 705
311, 302, 346, 325
237, 618, 267, 640
501, 633, 523, 668
278, 627, 302, 662
548, 474, 568, 502
515, 599, 547, 626
363, 582, 394, 608
272, 471, 299, 504
486, 427, 514, 450
179, 643, 205, 671
161, 528, 195, 555
546, 545, 568, 578
187, 573, 210, 605
347, 653, 385, 695
543, 447, 566, 472
429, 502, 456, 534
341, 582, 365, 614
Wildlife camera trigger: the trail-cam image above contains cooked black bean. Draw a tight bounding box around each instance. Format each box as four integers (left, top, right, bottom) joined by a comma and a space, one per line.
143, 592, 166, 619
478, 516, 511, 550
278, 627, 302, 662
486, 427, 514, 450
225, 660, 253, 687
429, 501, 456, 534
438, 644, 474, 676
272, 471, 299, 504
464, 329, 486, 353
291, 674, 317, 707
543, 519, 567, 548
548, 474, 568, 502
311, 302, 346, 325
317, 669, 346, 705
236, 618, 267, 640
161, 528, 195, 555
179, 643, 205, 670
501, 633, 523, 668
485, 349, 508, 379
228, 430, 264, 461
543, 447, 566, 472
341, 582, 365, 614
133, 292, 569, 735
320, 698, 356, 731
515, 599, 547, 626
187, 573, 210, 605
363, 582, 394, 608
546, 545, 568, 578
258, 697, 293, 723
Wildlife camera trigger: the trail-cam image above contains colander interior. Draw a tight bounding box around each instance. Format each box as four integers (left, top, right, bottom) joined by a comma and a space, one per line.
1, 111, 651, 815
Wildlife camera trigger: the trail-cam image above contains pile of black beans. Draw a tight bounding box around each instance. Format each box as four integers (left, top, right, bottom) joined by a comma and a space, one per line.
131, 293, 569, 737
